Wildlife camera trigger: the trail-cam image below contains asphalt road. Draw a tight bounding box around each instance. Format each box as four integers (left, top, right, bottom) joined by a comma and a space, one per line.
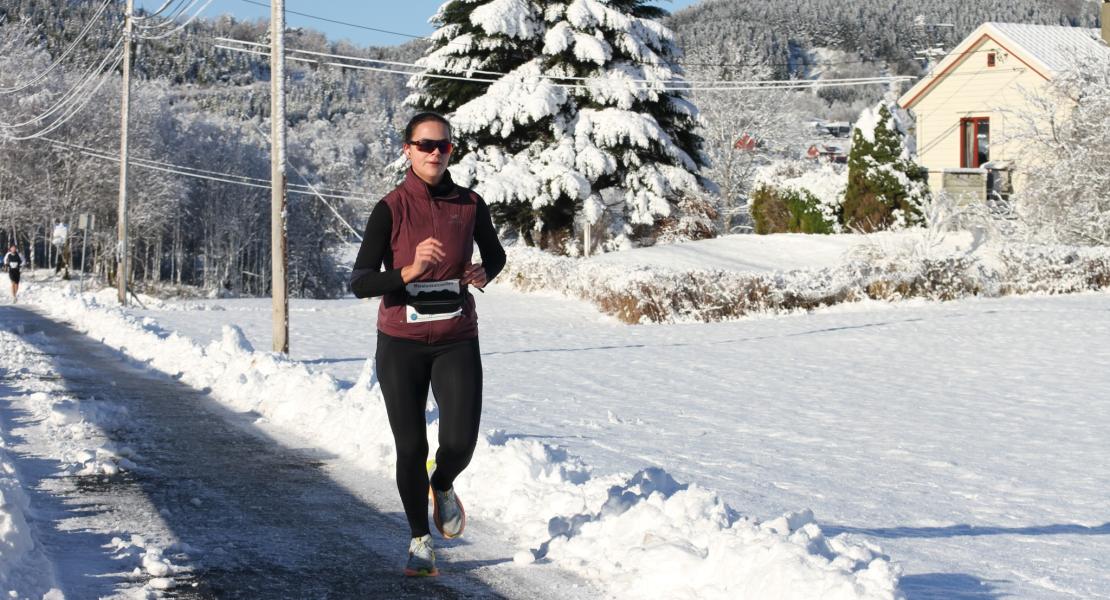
1, 304, 507, 599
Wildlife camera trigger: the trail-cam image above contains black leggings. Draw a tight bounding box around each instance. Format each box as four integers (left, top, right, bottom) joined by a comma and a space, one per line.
375, 333, 483, 537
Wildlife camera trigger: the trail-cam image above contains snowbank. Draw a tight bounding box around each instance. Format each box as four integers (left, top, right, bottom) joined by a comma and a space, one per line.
0, 435, 60, 599
24, 285, 904, 600
0, 331, 67, 599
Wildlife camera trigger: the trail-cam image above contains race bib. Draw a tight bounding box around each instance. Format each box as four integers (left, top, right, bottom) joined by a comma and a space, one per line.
405, 279, 463, 324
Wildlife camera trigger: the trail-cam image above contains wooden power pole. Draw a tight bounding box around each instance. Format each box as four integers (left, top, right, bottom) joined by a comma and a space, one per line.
117, 0, 133, 305
270, 0, 289, 353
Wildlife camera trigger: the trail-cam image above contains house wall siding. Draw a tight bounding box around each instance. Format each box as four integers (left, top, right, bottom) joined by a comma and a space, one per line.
909, 37, 1054, 192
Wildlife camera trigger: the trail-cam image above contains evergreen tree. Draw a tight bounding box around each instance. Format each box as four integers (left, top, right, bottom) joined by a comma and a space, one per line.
409, 0, 709, 252
841, 103, 926, 232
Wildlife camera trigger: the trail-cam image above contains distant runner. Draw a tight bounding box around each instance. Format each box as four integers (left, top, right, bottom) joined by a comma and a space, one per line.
3, 245, 24, 303
350, 112, 506, 577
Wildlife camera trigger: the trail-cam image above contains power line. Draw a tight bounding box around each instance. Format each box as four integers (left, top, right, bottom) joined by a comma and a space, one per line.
136, 0, 216, 40
331, 59, 908, 92
249, 121, 363, 240
1, 36, 125, 130
134, 0, 193, 27
133, 0, 183, 22
42, 136, 378, 203
280, 40, 909, 86
1, 47, 125, 141
214, 40, 912, 91
0, 0, 115, 95
238, 0, 428, 40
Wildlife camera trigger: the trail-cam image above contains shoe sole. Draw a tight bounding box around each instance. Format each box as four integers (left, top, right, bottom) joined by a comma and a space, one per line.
403, 566, 439, 577
431, 487, 466, 539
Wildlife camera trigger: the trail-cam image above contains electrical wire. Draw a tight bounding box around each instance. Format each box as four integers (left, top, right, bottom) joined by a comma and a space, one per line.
250, 122, 364, 240
133, 0, 183, 21
41, 136, 379, 203
0, 0, 115, 95
227, 38, 912, 87
219, 37, 1026, 86
2, 51, 125, 141
213, 40, 911, 91
136, 0, 215, 40
1, 36, 125, 130
134, 0, 193, 27
334, 59, 907, 92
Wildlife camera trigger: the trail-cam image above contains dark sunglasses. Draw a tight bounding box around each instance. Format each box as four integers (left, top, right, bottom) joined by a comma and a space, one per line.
408, 139, 454, 154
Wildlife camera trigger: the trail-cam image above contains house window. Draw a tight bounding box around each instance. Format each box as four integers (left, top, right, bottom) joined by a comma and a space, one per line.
960, 117, 990, 168
987, 52, 996, 67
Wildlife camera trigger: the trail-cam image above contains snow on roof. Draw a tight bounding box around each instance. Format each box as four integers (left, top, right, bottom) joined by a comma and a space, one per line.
986, 22, 1110, 73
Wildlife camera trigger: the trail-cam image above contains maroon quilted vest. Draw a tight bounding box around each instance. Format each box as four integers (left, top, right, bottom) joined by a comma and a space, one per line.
377, 169, 480, 344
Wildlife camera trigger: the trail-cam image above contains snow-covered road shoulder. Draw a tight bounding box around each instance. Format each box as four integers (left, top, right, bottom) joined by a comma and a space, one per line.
23, 283, 906, 600
1, 318, 195, 599
1, 327, 65, 599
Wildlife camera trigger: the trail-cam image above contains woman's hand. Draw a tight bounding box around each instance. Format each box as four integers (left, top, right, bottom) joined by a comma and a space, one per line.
401, 237, 445, 283
461, 263, 488, 288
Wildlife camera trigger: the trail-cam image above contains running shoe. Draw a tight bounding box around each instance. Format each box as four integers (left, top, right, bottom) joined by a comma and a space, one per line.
404, 534, 438, 577
431, 487, 466, 539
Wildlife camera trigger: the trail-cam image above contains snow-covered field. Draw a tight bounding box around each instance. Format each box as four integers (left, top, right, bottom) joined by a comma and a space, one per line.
578, 231, 970, 273
5, 240, 1110, 598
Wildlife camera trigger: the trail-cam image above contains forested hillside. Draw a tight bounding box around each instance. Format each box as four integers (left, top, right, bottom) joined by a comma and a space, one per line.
667, 0, 1099, 77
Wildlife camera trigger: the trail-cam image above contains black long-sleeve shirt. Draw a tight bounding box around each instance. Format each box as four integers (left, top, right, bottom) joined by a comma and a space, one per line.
349, 196, 506, 299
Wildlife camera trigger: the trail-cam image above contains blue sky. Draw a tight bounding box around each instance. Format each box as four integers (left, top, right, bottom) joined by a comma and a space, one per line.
135, 0, 700, 48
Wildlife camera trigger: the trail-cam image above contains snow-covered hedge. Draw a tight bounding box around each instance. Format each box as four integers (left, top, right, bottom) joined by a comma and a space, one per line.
501, 244, 1110, 324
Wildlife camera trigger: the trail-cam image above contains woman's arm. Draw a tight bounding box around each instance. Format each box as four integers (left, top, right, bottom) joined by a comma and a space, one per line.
473, 198, 506, 282
349, 202, 405, 298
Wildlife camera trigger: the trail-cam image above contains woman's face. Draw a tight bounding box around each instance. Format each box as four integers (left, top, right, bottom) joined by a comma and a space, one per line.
404, 120, 452, 185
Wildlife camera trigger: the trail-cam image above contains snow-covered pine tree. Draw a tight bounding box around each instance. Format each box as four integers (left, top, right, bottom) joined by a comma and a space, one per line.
407, 0, 709, 252
841, 102, 927, 232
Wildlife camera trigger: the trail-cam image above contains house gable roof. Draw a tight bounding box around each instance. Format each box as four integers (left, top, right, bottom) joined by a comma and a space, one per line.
898, 22, 1109, 109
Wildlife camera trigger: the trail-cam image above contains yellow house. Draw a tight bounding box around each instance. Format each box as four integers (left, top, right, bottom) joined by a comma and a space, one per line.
898, 12, 1110, 198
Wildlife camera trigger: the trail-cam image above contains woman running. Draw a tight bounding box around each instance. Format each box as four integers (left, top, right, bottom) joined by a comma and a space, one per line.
3, 245, 24, 303
350, 112, 506, 577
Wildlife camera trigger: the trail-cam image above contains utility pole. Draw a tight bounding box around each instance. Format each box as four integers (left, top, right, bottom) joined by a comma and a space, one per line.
117, 0, 133, 306
912, 15, 955, 69
270, 0, 289, 353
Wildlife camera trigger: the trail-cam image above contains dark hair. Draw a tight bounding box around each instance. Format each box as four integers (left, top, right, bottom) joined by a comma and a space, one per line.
404, 112, 452, 143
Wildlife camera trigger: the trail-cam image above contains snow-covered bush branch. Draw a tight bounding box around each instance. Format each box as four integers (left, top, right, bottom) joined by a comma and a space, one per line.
1012, 55, 1110, 246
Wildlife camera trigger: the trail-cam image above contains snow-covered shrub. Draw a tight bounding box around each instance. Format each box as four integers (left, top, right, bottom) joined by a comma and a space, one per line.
500, 243, 1110, 324
841, 103, 927, 232
750, 160, 847, 233
408, 0, 710, 252
750, 185, 838, 234
653, 191, 718, 244
861, 256, 985, 302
